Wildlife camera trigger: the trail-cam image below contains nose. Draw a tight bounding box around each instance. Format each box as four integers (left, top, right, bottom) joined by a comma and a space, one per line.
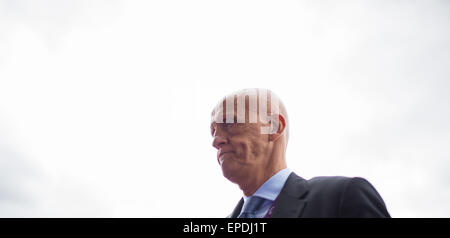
212, 134, 228, 150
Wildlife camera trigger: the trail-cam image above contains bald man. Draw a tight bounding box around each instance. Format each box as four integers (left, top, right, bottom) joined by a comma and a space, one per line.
210, 88, 390, 218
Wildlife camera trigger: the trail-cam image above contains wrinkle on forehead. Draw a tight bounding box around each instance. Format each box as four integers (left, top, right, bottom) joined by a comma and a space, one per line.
212, 89, 287, 119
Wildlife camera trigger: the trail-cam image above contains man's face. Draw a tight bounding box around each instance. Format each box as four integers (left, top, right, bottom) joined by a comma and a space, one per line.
210, 99, 271, 183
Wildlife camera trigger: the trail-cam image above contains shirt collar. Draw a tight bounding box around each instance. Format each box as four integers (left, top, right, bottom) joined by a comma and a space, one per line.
243, 168, 292, 202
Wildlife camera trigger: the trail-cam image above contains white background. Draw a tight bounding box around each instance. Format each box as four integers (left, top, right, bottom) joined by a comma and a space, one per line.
1, 0, 449, 217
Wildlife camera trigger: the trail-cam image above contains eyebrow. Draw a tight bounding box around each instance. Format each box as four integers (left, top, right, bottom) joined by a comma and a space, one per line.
211, 114, 241, 136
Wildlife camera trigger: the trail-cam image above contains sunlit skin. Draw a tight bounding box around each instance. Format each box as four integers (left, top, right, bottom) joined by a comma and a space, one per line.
211, 89, 289, 196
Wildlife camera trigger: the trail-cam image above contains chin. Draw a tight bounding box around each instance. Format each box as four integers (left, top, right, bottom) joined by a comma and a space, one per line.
221, 160, 245, 184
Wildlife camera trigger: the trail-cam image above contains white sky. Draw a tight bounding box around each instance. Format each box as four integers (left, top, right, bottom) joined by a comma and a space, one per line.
1, 0, 449, 217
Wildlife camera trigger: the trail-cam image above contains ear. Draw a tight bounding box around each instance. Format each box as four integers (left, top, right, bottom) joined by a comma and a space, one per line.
269, 114, 286, 142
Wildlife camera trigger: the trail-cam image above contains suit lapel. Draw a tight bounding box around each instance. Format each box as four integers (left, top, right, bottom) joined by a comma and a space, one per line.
228, 198, 244, 218
228, 172, 309, 218
270, 172, 309, 218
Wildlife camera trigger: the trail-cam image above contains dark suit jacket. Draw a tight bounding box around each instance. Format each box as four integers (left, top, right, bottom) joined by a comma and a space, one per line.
229, 172, 390, 218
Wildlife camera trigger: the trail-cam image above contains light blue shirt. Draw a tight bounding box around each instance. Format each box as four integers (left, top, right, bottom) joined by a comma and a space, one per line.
238, 168, 292, 218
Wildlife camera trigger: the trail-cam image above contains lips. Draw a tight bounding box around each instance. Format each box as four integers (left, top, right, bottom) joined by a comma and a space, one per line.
217, 150, 233, 164
219, 151, 231, 157
218, 150, 233, 158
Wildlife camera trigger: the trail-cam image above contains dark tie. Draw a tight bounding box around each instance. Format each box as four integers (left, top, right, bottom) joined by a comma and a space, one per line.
238, 196, 266, 218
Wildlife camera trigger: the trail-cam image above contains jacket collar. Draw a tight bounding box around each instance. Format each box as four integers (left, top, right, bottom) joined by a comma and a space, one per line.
229, 172, 309, 218
228, 198, 244, 218
270, 172, 308, 218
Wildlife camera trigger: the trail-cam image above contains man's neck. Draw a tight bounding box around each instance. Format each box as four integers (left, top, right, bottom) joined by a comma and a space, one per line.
240, 166, 287, 197
239, 147, 287, 197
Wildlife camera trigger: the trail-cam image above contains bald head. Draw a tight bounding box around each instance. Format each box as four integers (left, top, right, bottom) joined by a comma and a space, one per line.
211, 88, 289, 145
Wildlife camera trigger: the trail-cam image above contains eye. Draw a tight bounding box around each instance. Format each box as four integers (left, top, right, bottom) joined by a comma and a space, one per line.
210, 124, 216, 136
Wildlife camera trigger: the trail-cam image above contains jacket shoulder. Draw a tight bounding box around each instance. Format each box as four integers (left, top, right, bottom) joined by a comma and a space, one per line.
303, 176, 390, 217
304, 176, 355, 204
307, 176, 375, 191
338, 177, 391, 217
306, 176, 355, 191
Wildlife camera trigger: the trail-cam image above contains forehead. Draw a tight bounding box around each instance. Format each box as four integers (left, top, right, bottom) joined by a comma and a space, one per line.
210, 94, 259, 123
210, 99, 234, 124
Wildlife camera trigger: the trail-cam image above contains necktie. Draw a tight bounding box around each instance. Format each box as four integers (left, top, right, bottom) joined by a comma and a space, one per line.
238, 196, 266, 218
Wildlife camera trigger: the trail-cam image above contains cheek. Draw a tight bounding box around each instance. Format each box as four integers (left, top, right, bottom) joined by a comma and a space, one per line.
229, 139, 248, 159
250, 140, 265, 157
233, 142, 247, 158
249, 133, 270, 157
229, 126, 266, 159
232, 138, 264, 159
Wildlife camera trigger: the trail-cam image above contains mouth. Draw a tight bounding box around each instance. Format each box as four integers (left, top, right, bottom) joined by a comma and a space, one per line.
218, 151, 233, 164
219, 151, 231, 157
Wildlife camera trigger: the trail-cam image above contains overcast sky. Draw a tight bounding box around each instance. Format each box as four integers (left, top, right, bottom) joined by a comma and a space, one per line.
1, 0, 449, 217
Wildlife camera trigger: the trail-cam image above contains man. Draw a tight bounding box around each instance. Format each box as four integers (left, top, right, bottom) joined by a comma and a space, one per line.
210, 88, 390, 218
